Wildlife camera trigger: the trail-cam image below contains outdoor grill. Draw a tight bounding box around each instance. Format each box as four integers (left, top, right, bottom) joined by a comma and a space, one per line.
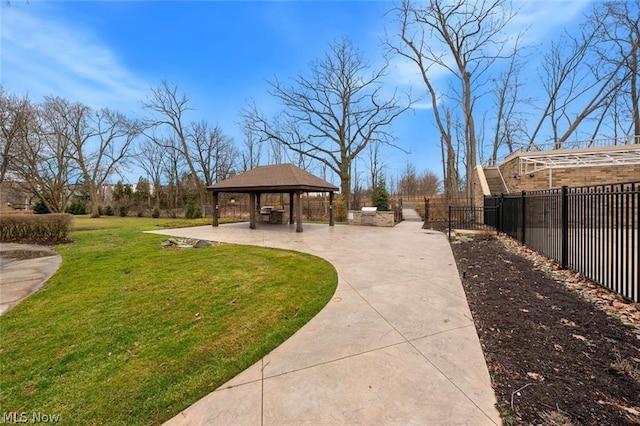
361, 206, 377, 225
259, 206, 286, 224
260, 206, 274, 217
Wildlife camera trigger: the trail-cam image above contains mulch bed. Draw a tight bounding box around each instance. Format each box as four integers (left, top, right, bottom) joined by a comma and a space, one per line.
446, 230, 640, 425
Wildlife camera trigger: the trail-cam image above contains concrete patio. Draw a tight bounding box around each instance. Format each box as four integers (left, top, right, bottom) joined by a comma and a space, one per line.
150, 220, 500, 425
0, 243, 62, 316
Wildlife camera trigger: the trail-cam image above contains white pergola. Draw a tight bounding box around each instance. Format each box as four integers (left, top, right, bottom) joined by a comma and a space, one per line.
517, 145, 640, 175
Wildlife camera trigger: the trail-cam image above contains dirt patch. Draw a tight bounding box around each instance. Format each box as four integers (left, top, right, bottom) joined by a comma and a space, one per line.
449, 232, 640, 425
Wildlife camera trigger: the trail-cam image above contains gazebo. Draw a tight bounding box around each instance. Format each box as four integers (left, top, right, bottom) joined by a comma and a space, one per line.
207, 163, 339, 232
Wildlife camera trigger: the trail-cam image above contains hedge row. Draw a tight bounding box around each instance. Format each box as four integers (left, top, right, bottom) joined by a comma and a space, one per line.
0, 213, 73, 244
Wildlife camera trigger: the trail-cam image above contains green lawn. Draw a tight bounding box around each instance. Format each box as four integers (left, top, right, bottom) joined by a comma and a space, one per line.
0, 216, 337, 424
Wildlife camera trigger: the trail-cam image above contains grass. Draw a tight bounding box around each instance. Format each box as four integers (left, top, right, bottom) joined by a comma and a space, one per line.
0, 216, 338, 424
497, 405, 515, 425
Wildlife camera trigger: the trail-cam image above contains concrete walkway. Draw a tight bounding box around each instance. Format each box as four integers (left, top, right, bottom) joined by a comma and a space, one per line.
0, 243, 62, 315
402, 207, 423, 222
150, 221, 500, 425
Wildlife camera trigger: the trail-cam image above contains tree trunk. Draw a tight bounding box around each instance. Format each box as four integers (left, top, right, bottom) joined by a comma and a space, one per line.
89, 184, 101, 217
463, 74, 476, 205
446, 141, 458, 200
339, 161, 351, 213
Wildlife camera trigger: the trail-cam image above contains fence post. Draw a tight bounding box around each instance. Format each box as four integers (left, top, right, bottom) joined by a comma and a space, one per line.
448, 205, 452, 241
498, 194, 504, 234
561, 185, 568, 269
521, 191, 526, 245
424, 197, 429, 222
421, 197, 429, 230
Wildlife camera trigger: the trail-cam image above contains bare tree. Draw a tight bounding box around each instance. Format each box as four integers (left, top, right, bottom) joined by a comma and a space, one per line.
144, 82, 238, 211
162, 137, 188, 213
591, 0, 640, 139
72, 106, 141, 217
527, 17, 629, 148
489, 37, 528, 163
11, 97, 79, 212
388, 174, 398, 197
266, 139, 286, 165
239, 120, 263, 171
389, 0, 515, 202
134, 136, 167, 209
244, 38, 411, 212
399, 162, 418, 198
399, 164, 439, 197
440, 108, 459, 197
4, 93, 138, 214
211, 127, 238, 182
351, 157, 365, 209
367, 141, 385, 190
603, 87, 635, 139
189, 121, 237, 184
418, 171, 440, 195
0, 88, 32, 183
143, 81, 206, 204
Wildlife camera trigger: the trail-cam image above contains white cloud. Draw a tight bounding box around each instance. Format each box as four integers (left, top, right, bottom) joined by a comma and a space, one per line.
387, 55, 452, 85
411, 102, 433, 111
1, 6, 147, 113
507, 1, 592, 45
388, 57, 422, 86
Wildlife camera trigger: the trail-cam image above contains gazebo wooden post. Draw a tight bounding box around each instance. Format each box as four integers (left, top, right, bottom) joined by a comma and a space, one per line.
212, 191, 219, 227
289, 192, 295, 225
329, 191, 335, 226
249, 192, 257, 229
295, 191, 303, 232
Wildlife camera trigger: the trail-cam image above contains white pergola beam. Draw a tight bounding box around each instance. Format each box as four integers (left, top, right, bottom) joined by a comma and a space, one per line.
519, 149, 640, 174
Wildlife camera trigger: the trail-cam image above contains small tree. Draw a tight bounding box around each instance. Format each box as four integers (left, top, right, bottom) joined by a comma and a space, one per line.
133, 176, 151, 209
65, 197, 87, 215
33, 199, 50, 214
185, 194, 202, 219
112, 181, 133, 216
334, 193, 348, 222
372, 178, 390, 211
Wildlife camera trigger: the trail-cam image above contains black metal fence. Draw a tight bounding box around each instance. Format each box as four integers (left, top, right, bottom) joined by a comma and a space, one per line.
447, 206, 498, 239
484, 182, 639, 303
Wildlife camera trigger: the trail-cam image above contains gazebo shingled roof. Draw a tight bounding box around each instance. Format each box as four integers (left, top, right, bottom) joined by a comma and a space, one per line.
207, 163, 338, 232
207, 163, 338, 193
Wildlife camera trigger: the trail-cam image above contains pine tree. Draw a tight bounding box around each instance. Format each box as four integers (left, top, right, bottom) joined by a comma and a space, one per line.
372, 178, 390, 211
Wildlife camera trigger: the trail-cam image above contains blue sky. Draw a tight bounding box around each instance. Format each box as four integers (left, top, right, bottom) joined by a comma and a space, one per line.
1, 0, 593, 187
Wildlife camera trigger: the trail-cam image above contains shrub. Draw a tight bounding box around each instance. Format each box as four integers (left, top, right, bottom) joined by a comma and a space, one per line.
65, 199, 86, 215
152, 207, 160, 218
119, 206, 128, 217
334, 193, 347, 222
104, 206, 114, 216
33, 200, 50, 215
0, 213, 73, 244
185, 197, 202, 219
